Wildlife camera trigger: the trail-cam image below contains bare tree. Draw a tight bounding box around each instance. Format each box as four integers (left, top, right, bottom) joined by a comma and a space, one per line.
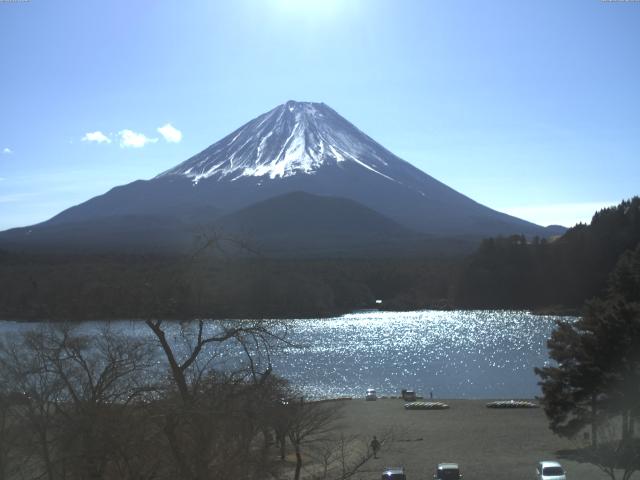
0, 388, 28, 480
0, 329, 65, 480
0, 324, 156, 480
141, 316, 292, 480
308, 430, 393, 480
0, 234, 315, 480
283, 399, 344, 480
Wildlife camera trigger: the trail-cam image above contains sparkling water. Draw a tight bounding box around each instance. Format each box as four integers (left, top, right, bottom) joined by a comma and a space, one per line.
0, 310, 574, 399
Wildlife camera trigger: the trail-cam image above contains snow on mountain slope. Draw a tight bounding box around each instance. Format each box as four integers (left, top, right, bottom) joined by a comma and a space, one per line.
0, 99, 560, 252
157, 100, 402, 184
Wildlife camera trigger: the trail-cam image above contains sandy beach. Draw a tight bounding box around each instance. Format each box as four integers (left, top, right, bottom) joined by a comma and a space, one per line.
329, 398, 604, 480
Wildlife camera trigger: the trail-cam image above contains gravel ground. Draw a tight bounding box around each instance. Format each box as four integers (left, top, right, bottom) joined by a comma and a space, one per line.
332, 398, 605, 480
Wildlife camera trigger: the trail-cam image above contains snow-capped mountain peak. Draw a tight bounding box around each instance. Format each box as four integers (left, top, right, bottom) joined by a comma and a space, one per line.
1, 100, 556, 251
157, 100, 398, 183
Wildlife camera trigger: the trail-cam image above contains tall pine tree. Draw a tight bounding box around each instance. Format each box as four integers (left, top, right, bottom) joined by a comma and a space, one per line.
535, 244, 640, 446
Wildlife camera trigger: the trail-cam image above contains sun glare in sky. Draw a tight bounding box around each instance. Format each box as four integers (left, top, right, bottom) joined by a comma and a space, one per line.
0, 2, 638, 231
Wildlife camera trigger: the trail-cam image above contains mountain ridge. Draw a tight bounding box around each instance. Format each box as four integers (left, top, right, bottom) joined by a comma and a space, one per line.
0, 100, 564, 255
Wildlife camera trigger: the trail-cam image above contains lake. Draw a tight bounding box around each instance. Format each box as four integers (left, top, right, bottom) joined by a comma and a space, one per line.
0, 310, 574, 399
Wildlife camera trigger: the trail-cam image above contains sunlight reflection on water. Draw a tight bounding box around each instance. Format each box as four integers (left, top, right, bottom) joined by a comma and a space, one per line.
274, 310, 574, 399
0, 310, 575, 399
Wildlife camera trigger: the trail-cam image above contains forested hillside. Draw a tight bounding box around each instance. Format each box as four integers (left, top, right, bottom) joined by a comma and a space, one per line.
0, 252, 455, 320
454, 197, 640, 310
1, 198, 638, 320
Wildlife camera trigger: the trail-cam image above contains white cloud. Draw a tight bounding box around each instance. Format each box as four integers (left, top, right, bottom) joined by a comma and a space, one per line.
2, 147, 12, 154
118, 130, 158, 148
81, 131, 111, 144
157, 123, 183, 143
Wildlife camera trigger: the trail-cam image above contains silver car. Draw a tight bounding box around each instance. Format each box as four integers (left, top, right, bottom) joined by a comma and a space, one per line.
434, 463, 462, 480
536, 461, 566, 480
381, 466, 406, 480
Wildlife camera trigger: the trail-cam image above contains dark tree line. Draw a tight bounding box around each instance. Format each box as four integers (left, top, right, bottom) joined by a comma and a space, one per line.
455, 197, 640, 310
0, 252, 456, 321
1, 197, 639, 321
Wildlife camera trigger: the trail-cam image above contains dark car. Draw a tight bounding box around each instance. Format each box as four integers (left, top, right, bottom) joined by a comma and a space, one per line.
402, 389, 417, 401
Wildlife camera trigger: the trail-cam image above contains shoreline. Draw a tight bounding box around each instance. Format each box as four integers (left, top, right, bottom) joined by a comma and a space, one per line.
331, 398, 604, 480
0, 306, 581, 323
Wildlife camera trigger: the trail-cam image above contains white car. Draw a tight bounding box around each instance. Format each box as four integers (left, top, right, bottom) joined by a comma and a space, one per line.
434, 463, 462, 480
536, 461, 566, 480
366, 388, 377, 401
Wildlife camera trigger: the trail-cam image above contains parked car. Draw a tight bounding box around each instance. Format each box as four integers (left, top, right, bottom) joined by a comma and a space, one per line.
381, 466, 406, 480
434, 463, 462, 480
366, 388, 377, 401
536, 461, 566, 480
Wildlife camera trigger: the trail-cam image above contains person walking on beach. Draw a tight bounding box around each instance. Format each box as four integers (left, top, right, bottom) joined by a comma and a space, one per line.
370, 436, 381, 458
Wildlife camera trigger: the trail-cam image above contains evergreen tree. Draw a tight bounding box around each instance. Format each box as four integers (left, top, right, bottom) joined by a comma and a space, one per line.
535, 244, 640, 447
456, 197, 640, 309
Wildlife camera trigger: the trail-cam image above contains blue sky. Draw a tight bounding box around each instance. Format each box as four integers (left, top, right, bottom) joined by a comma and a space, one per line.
1, 0, 639, 230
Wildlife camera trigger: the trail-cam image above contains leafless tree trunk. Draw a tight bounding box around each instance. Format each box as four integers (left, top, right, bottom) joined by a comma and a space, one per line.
308, 430, 392, 480
285, 400, 343, 480
143, 316, 291, 480
592, 393, 599, 448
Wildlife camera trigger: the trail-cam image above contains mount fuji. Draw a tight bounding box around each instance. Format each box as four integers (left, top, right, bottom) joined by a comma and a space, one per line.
0, 101, 563, 255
